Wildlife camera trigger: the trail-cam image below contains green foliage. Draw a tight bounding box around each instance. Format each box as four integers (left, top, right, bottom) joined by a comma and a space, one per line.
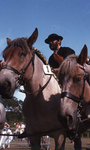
0, 96, 25, 127
6, 111, 25, 127
0, 96, 22, 111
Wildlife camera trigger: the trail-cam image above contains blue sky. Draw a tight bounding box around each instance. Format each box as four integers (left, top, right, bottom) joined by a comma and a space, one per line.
0, 0, 90, 101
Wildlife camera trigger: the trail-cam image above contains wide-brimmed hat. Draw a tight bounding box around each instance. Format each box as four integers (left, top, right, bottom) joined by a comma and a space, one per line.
45, 33, 63, 44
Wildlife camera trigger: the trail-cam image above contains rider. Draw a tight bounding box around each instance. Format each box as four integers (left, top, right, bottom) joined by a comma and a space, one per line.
45, 33, 75, 75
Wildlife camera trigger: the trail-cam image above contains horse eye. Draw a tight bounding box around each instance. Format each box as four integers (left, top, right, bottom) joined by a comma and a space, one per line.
74, 77, 81, 83
76, 77, 82, 82
21, 51, 26, 57
77, 77, 81, 82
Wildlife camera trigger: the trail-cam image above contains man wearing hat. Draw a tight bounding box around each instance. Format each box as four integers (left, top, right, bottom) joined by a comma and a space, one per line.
45, 33, 75, 75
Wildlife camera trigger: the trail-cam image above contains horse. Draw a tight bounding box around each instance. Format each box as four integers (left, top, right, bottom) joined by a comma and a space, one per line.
0, 28, 67, 150
58, 45, 90, 150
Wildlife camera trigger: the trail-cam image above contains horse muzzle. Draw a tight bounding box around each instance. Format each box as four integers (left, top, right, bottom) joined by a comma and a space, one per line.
0, 70, 16, 99
58, 114, 76, 130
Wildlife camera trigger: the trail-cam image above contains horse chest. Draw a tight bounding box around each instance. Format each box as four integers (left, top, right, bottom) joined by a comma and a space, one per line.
23, 97, 61, 133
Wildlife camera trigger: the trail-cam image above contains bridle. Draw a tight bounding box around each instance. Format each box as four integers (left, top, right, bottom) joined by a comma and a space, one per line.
1, 48, 52, 95
61, 64, 90, 104
2, 49, 35, 83
61, 64, 90, 141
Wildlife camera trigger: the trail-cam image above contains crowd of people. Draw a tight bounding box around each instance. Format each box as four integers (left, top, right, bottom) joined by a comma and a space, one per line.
0, 121, 50, 149
0, 122, 26, 149
13, 122, 26, 141
14, 122, 26, 135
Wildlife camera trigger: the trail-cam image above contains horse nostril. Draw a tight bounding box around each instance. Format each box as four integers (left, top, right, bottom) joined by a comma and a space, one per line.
66, 115, 73, 126
4, 80, 11, 88
7, 81, 11, 87
1, 80, 11, 94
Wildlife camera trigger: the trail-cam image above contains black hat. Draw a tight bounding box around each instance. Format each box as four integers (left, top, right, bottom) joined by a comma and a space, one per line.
45, 33, 63, 44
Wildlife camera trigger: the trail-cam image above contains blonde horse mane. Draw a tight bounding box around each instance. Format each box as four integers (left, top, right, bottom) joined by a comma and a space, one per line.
58, 54, 78, 80
32, 47, 48, 65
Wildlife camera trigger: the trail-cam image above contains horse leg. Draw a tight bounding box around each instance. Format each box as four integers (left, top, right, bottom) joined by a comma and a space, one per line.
29, 136, 41, 150
54, 130, 66, 150
74, 136, 82, 150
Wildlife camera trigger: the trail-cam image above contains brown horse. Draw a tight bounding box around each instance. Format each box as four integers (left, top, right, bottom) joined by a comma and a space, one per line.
58, 45, 90, 149
0, 28, 67, 150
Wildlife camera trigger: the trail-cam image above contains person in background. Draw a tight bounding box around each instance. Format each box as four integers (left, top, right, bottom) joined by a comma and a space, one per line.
45, 33, 75, 75
0, 122, 13, 149
4, 123, 13, 148
13, 122, 20, 141
0, 127, 7, 149
19, 122, 25, 135
14, 122, 20, 135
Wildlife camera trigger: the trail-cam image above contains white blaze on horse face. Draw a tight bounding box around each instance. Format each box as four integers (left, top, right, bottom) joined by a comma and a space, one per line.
62, 75, 71, 91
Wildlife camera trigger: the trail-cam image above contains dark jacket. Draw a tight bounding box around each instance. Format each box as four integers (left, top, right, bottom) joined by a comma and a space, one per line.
48, 47, 75, 68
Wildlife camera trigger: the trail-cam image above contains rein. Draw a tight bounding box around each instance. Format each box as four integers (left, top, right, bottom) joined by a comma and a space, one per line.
19, 74, 52, 95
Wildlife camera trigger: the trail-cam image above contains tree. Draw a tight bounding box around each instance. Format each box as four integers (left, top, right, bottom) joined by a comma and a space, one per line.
0, 96, 25, 127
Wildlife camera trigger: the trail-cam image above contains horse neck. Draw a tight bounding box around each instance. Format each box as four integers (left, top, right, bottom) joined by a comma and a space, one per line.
24, 54, 45, 96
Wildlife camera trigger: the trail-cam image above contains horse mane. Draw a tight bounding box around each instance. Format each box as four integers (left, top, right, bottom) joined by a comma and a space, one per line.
58, 54, 78, 81
32, 47, 48, 65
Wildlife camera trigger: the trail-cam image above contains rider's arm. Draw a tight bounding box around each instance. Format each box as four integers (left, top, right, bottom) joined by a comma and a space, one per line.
53, 53, 64, 65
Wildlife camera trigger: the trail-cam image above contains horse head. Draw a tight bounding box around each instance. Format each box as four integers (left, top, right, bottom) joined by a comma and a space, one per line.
0, 28, 38, 99
58, 45, 90, 132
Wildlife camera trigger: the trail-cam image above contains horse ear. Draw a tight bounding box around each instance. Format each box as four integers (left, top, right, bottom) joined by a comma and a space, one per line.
7, 38, 12, 45
27, 28, 38, 48
77, 44, 88, 65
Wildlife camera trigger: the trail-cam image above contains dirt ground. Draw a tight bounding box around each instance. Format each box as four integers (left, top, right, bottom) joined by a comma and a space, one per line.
4, 138, 90, 150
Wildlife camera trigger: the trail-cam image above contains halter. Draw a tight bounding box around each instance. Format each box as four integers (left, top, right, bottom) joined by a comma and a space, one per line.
61, 64, 89, 106
61, 64, 90, 141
